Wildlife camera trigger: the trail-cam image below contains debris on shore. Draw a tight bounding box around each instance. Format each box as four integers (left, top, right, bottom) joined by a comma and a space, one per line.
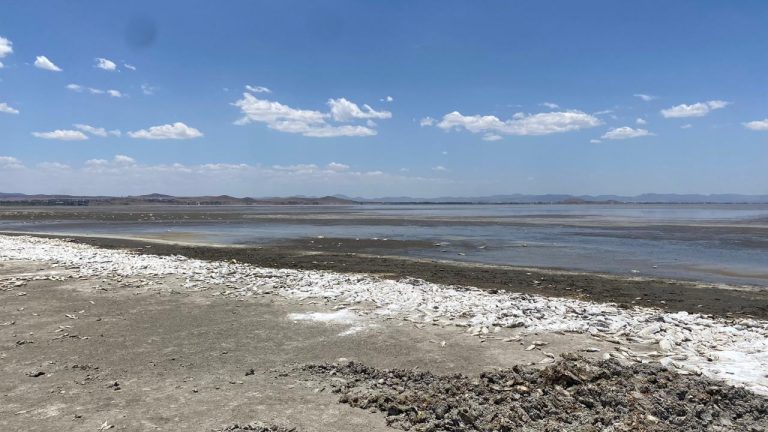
304, 356, 768, 431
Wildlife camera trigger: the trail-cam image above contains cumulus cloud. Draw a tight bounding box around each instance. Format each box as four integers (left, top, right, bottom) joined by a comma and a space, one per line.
328, 98, 392, 122
124, 63, 136, 71
34, 55, 62, 72
0, 155, 450, 197
113, 154, 136, 164
0, 36, 12, 58
94, 57, 117, 71
67, 84, 124, 98
634, 94, 657, 102
233, 93, 385, 137
32, 130, 89, 141
0, 156, 23, 169
0, 102, 19, 114
327, 162, 350, 171
434, 110, 602, 137
381, 96, 394, 103
636, 118, 647, 125
37, 162, 71, 170
660, 100, 731, 118
73, 124, 120, 137
419, 117, 436, 127
600, 126, 653, 140
128, 122, 203, 140
245, 85, 271, 94
743, 119, 768, 131
540, 102, 559, 109
482, 133, 503, 141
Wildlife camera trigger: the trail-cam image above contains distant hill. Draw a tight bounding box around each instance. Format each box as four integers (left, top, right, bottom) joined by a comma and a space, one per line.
335, 193, 768, 204
2, 192, 767, 206
0, 193, 358, 206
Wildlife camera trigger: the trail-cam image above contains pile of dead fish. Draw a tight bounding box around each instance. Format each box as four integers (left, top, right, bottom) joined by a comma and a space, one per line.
304, 356, 768, 431
0, 234, 766, 394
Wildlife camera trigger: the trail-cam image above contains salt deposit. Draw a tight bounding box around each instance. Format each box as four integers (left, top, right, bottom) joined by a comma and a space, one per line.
1, 234, 766, 394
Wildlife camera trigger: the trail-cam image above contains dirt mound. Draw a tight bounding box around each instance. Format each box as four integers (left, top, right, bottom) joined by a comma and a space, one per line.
303, 354, 768, 431
216, 422, 298, 432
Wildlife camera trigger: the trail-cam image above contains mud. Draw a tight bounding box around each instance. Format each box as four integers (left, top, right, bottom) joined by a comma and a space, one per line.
304, 356, 768, 431
33, 233, 768, 320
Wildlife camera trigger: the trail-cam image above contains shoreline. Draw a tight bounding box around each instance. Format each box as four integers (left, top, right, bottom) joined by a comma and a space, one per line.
3, 230, 767, 321
1, 234, 767, 430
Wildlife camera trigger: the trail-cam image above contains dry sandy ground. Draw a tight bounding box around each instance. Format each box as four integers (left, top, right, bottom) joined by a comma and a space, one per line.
1, 260, 636, 432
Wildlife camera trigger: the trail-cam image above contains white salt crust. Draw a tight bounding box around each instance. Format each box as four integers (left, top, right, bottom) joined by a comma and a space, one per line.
1, 235, 766, 394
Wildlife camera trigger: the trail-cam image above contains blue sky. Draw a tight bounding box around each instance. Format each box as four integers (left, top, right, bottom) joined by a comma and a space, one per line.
1, 1, 767, 197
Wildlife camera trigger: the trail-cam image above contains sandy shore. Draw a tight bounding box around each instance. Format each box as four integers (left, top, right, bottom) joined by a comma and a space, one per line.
1, 235, 767, 431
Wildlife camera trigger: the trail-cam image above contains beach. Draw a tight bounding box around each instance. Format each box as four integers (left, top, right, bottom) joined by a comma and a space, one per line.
1, 233, 767, 431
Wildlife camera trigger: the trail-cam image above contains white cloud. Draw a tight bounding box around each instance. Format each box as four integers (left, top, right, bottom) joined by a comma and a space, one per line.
67, 84, 124, 98
232, 93, 382, 138
743, 119, 768, 131
634, 94, 657, 102
540, 102, 559, 109
73, 124, 110, 137
113, 155, 136, 164
32, 130, 89, 141
34, 55, 62, 72
0, 61, 4, 69
600, 126, 653, 140
0, 102, 19, 114
128, 122, 203, 140
636, 118, 647, 125
328, 98, 392, 122
0, 156, 23, 169
37, 162, 71, 170
590, 139, 602, 144
109, 129, 122, 137
124, 63, 136, 71
660, 100, 731, 118
681, 124, 693, 129
0, 155, 450, 197
435, 110, 602, 137
327, 162, 350, 171
482, 133, 503, 141
432, 165, 448, 171
94, 57, 117, 71
141, 84, 155, 96
0, 36, 12, 58
419, 117, 436, 127
381, 96, 394, 103
245, 85, 271, 94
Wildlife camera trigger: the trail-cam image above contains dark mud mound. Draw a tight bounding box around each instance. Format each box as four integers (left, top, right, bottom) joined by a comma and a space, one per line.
304, 354, 768, 431
216, 422, 298, 432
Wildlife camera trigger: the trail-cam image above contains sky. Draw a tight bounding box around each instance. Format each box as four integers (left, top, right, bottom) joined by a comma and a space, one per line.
1, 0, 768, 198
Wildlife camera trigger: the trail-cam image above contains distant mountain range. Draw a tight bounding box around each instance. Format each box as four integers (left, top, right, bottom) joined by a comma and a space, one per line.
1, 192, 767, 205
0, 193, 356, 206
334, 193, 768, 204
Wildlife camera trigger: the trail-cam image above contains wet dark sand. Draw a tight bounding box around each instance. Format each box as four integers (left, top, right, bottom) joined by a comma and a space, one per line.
7, 232, 768, 320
